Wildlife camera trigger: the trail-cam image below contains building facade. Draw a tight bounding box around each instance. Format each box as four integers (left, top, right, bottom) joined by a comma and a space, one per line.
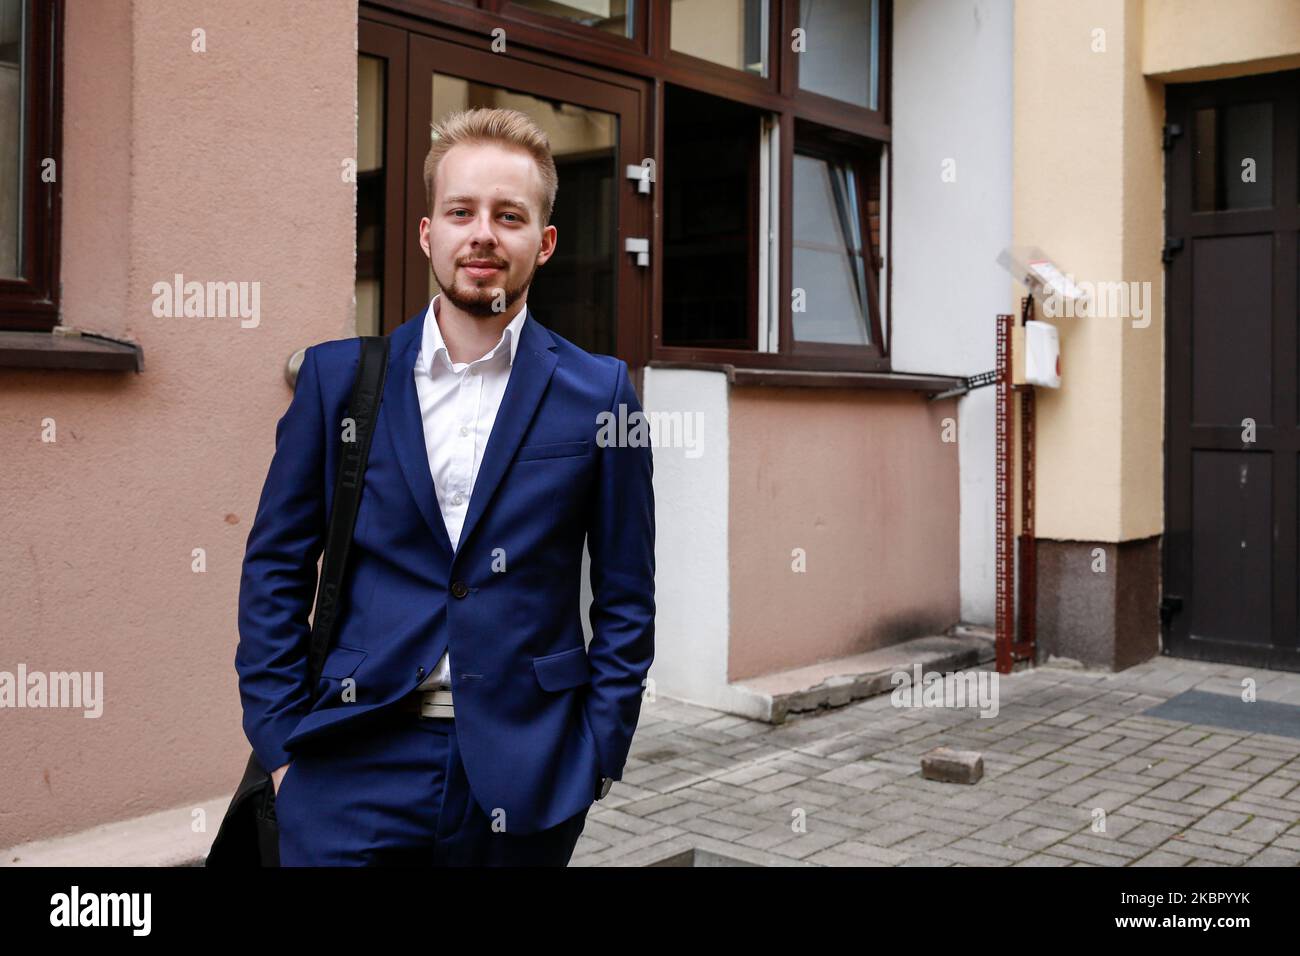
1, 0, 1297, 850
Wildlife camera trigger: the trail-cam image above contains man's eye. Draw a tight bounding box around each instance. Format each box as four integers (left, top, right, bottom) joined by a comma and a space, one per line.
501, 213, 521, 222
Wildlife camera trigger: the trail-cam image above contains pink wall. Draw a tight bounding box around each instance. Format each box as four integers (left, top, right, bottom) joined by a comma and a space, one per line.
728, 387, 961, 681
0, 0, 357, 846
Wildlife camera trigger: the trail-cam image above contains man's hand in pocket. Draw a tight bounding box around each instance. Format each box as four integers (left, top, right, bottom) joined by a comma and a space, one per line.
271, 763, 290, 796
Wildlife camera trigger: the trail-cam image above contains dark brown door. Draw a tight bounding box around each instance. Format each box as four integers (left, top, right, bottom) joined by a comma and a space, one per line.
1164, 69, 1300, 671
358, 16, 652, 367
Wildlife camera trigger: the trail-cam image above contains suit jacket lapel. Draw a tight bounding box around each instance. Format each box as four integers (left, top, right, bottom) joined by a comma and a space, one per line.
456, 311, 558, 555
383, 306, 558, 561
384, 313, 456, 559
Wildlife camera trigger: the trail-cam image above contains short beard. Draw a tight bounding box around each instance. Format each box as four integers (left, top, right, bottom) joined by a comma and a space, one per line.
431, 257, 538, 319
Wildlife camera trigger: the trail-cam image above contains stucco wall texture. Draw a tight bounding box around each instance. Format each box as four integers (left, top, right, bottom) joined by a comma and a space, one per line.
727, 388, 961, 681
0, 0, 358, 845
1143, 0, 1300, 81
1014, 0, 1300, 547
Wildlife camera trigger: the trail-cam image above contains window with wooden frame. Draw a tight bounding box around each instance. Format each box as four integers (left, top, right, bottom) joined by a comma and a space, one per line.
0, 0, 63, 333
789, 122, 883, 352
655, 0, 890, 370
360, 0, 891, 373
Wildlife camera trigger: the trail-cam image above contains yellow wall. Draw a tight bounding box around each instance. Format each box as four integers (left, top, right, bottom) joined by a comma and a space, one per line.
1144, 0, 1300, 81
1014, 0, 1133, 541
1014, 0, 1300, 544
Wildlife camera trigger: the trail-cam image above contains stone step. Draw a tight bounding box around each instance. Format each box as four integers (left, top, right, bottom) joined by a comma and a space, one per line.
729, 628, 996, 723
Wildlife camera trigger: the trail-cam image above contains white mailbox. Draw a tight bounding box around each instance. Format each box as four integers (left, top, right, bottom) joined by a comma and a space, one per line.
1012, 320, 1061, 388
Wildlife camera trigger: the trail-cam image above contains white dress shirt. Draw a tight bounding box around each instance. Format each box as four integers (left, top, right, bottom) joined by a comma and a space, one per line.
414, 292, 529, 691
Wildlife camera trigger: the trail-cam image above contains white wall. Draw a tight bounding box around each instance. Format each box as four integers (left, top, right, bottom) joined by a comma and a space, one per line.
639, 367, 754, 713
890, 0, 1013, 626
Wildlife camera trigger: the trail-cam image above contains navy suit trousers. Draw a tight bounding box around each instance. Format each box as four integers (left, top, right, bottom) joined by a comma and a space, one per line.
275, 708, 589, 866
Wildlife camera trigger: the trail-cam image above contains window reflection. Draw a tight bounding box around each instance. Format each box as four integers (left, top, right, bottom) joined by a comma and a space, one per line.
671, 0, 767, 77
1194, 102, 1272, 211
356, 54, 385, 336
792, 151, 873, 346
797, 0, 879, 110
511, 0, 634, 39
0, 0, 24, 280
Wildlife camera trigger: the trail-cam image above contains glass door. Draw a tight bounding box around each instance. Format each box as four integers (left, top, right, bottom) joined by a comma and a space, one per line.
358, 21, 651, 365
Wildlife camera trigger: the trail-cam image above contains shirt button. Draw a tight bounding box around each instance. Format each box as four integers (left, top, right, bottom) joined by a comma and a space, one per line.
451, 581, 469, 598
452, 492, 463, 505
459, 425, 469, 437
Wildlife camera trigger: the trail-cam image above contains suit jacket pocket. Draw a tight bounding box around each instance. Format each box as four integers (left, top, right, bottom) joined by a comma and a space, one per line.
532, 645, 591, 691
515, 440, 590, 463
319, 644, 366, 680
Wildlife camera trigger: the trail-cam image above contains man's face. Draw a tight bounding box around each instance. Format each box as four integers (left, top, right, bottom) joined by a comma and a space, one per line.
420, 141, 557, 319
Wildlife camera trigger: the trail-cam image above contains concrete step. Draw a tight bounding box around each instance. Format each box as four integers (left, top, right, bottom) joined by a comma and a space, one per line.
729, 629, 996, 723
1, 796, 227, 867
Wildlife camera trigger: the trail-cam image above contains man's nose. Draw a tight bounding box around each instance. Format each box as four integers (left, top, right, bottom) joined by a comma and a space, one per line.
469, 211, 499, 247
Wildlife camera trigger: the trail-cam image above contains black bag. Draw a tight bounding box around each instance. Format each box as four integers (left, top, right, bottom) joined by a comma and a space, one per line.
206, 335, 390, 866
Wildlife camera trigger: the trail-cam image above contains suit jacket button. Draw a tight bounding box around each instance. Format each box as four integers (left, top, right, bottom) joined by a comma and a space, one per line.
451, 581, 469, 598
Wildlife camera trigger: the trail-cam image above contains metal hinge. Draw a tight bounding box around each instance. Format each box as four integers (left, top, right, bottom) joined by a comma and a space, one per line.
1162, 123, 1183, 151
624, 237, 650, 267
1162, 237, 1184, 264
625, 163, 653, 195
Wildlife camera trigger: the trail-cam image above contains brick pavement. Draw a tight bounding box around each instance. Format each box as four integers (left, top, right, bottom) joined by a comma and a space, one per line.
573, 657, 1300, 866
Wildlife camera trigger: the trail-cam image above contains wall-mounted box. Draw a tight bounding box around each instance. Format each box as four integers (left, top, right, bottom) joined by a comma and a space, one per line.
1011, 320, 1060, 388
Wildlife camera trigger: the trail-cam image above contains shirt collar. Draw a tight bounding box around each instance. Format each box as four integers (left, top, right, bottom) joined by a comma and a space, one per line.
420, 292, 528, 375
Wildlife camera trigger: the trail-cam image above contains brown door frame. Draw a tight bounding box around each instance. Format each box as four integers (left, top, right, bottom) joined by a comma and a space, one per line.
359, 8, 653, 369
1164, 68, 1300, 671
359, 19, 410, 338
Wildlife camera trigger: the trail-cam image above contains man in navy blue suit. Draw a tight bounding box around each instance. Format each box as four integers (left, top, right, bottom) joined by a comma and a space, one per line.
235, 107, 655, 866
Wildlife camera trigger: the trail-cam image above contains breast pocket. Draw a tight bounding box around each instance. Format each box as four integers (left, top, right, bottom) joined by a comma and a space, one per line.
515, 440, 590, 463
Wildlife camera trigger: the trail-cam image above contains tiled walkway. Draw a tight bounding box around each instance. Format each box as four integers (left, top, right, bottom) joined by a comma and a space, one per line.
575, 657, 1300, 866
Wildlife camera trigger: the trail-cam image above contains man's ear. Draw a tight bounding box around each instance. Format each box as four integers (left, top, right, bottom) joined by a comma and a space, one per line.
418, 217, 432, 259
536, 224, 558, 266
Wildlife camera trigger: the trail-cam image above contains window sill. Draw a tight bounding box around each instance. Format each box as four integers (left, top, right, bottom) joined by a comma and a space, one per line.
0, 328, 144, 372
647, 360, 965, 395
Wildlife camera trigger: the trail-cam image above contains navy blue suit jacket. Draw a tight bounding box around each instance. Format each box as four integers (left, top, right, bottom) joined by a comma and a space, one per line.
235, 307, 655, 834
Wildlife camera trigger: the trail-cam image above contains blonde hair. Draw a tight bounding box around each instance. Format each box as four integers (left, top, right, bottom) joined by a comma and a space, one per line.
424, 107, 558, 228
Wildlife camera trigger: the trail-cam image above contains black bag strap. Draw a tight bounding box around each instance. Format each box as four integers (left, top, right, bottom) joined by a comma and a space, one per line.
305, 335, 390, 695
